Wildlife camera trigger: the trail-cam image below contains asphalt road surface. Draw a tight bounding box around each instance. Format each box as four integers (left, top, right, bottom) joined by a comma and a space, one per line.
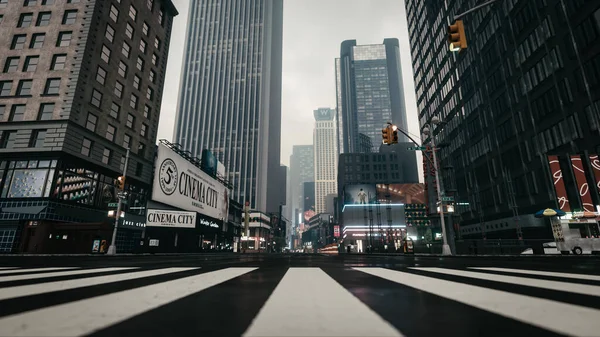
0, 253, 599, 337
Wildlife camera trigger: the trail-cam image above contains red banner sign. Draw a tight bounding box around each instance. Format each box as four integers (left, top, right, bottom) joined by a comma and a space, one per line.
333, 225, 340, 237
571, 155, 594, 211
548, 156, 571, 212
589, 155, 600, 198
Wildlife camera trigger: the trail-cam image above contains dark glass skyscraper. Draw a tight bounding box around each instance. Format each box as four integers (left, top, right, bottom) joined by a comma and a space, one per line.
405, 0, 600, 239
173, 0, 284, 213
335, 39, 409, 154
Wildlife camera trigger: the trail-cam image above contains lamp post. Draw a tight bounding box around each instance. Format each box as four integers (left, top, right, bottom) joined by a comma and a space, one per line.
107, 148, 130, 256
423, 117, 452, 256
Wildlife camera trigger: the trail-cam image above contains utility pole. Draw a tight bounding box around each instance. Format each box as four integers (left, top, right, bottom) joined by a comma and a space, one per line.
107, 148, 130, 255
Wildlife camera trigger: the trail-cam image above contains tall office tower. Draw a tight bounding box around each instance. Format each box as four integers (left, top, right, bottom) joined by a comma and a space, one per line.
173, 0, 284, 213
405, 0, 600, 240
289, 145, 314, 225
335, 39, 409, 154
314, 108, 337, 214
0, 0, 178, 253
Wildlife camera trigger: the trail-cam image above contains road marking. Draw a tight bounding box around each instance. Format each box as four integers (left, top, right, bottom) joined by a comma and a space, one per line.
0, 267, 137, 282
0, 267, 78, 275
243, 268, 403, 337
469, 267, 600, 281
354, 267, 600, 337
0, 267, 17, 270
410, 267, 600, 297
0, 267, 200, 300
0, 267, 255, 337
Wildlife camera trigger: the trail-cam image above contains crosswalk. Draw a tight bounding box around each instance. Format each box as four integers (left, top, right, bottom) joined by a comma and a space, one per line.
0, 265, 598, 337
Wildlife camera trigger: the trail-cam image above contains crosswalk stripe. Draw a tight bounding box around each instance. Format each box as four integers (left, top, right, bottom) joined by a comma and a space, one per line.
243, 268, 403, 337
0, 267, 138, 283
469, 267, 600, 281
0, 268, 17, 270
0, 267, 256, 337
354, 267, 600, 337
410, 267, 600, 297
0, 267, 78, 275
0, 267, 200, 301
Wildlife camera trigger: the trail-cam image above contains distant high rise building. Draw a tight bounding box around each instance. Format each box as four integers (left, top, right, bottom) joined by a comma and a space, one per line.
173, 0, 284, 213
314, 108, 337, 214
335, 38, 409, 154
289, 145, 314, 225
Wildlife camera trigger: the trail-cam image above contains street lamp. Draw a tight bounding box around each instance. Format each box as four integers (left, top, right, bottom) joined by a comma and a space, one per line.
423, 117, 452, 256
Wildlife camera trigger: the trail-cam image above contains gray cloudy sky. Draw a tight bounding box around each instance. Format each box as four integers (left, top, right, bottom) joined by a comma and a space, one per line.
158, 0, 422, 176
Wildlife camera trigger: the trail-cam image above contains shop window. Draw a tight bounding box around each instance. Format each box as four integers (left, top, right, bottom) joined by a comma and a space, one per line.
1, 160, 55, 198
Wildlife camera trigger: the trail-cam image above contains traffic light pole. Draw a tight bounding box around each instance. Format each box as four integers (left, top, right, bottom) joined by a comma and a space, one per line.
453, 0, 502, 20
107, 148, 130, 256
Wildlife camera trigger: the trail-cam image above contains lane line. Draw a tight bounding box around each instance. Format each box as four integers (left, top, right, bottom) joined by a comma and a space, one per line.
0, 267, 78, 275
410, 267, 600, 297
0, 268, 17, 270
0, 267, 200, 300
355, 267, 600, 337
0, 267, 138, 282
243, 268, 403, 337
468, 267, 600, 281
0, 267, 256, 337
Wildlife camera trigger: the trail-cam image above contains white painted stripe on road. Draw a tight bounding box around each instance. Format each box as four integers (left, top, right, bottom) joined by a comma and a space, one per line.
0, 267, 255, 337
411, 267, 600, 297
243, 268, 403, 337
354, 267, 600, 337
469, 267, 600, 281
0, 267, 77, 275
0, 268, 17, 270
0, 267, 137, 282
0, 267, 199, 300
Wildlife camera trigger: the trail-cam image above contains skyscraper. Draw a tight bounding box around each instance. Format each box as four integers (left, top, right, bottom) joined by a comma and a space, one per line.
173, 0, 284, 213
335, 38, 409, 154
314, 108, 337, 214
289, 145, 314, 225
404, 0, 600, 239
0, 0, 178, 253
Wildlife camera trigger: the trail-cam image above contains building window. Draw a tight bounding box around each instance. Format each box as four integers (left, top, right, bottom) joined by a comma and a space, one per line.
149, 70, 156, 83
110, 102, 120, 119
91, 89, 102, 107
29, 130, 46, 148
86, 113, 97, 131
67, 0, 80, 3
109, 5, 119, 23
106, 124, 116, 141
147, 0, 153, 11
62, 10, 77, 24
142, 21, 149, 35
152, 53, 158, 66
146, 87, 153, 100
105, 24, 115, 42
0, 0, 7, 8
136, 163, 143, 176
36, 12, 51, 26
9, 105, 26, 121
140, 123, 147, 137
126, 113, 135, 128
43, 78, 60, 95
136, 56, 144, 71
38, 103, 54, 120
0, 105, 4, 120
154, 37, 160, 50
0, 81, 12, 97
96, 66, 106, 84
51, 54, 67, 70
129, 94, 138, 109
4, 57, 19, 73
125, 23, 134, 39
120, 155, 126, 170
158, 8, 164, 26
11, 35, 27, 50
102, 148, 111, 164
138, 142, 145, 157
101, 45, 111, 63
143, 104, 151, 118
129, 5, 137, 21
16, 80, 33, 96
42, 0, 54, 4
0, 15, 3, 24
139, 39, 146, 54
122, 42, 131, 58
30, 33, 45, 48
118, 61, 127, 77
81, 138, 92, 157
123, 134, 131, 149
133, 75, 140, 90
23, 56, 39, 72
18, 13, 34, 28
24, 0, 37, 5
56, 31, 72, 47
114, 81, 123, 98
0, 131, 17, 149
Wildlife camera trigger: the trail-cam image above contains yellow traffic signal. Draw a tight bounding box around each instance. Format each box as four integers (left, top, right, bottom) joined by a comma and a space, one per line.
392, 130, 398, 144
382, 127, 390, 144
116, 176, 125, 190
448, 20, 467, 52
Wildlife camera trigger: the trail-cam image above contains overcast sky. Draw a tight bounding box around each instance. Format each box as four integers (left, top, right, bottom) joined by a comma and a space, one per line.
159, 0, 422, 177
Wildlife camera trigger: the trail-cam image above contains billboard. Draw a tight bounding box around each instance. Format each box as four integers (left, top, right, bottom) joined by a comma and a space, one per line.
570, 155, 594, 212
343, 184, 377, 205
152, 143, 230, 221
146, 209, 196, 228
201, 149, 218, 177
376, 184, 426, 204
548, 155, 571, 212
334, 225, 340, 237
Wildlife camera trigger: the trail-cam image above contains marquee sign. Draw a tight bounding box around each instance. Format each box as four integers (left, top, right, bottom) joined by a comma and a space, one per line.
146, 209, 196, 229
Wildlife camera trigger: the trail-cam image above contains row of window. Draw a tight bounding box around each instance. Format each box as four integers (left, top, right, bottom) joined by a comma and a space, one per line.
0, 78, 60, 97
0, 129, 45, 149
85, 111, 148, 139
16, 9, 76, 28
10, 31, 72, 49
80, 136, 146, 163
0, 103, 55, 121
4, 54, 66, 73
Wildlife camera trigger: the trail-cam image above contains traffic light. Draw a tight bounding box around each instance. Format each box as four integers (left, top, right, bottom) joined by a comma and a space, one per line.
116, 176, 125, 190
448, 20, 467, 52
382, 127, 390, 145
392, 129, 398, 144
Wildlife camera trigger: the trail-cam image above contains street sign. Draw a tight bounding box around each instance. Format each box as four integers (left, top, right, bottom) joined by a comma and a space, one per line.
441, 196, 454, 202
108, 203, 119, 208
407, 146, 426, 151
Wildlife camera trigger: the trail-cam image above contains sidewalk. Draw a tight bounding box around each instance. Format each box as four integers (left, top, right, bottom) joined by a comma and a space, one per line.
0, 252, 239, 257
